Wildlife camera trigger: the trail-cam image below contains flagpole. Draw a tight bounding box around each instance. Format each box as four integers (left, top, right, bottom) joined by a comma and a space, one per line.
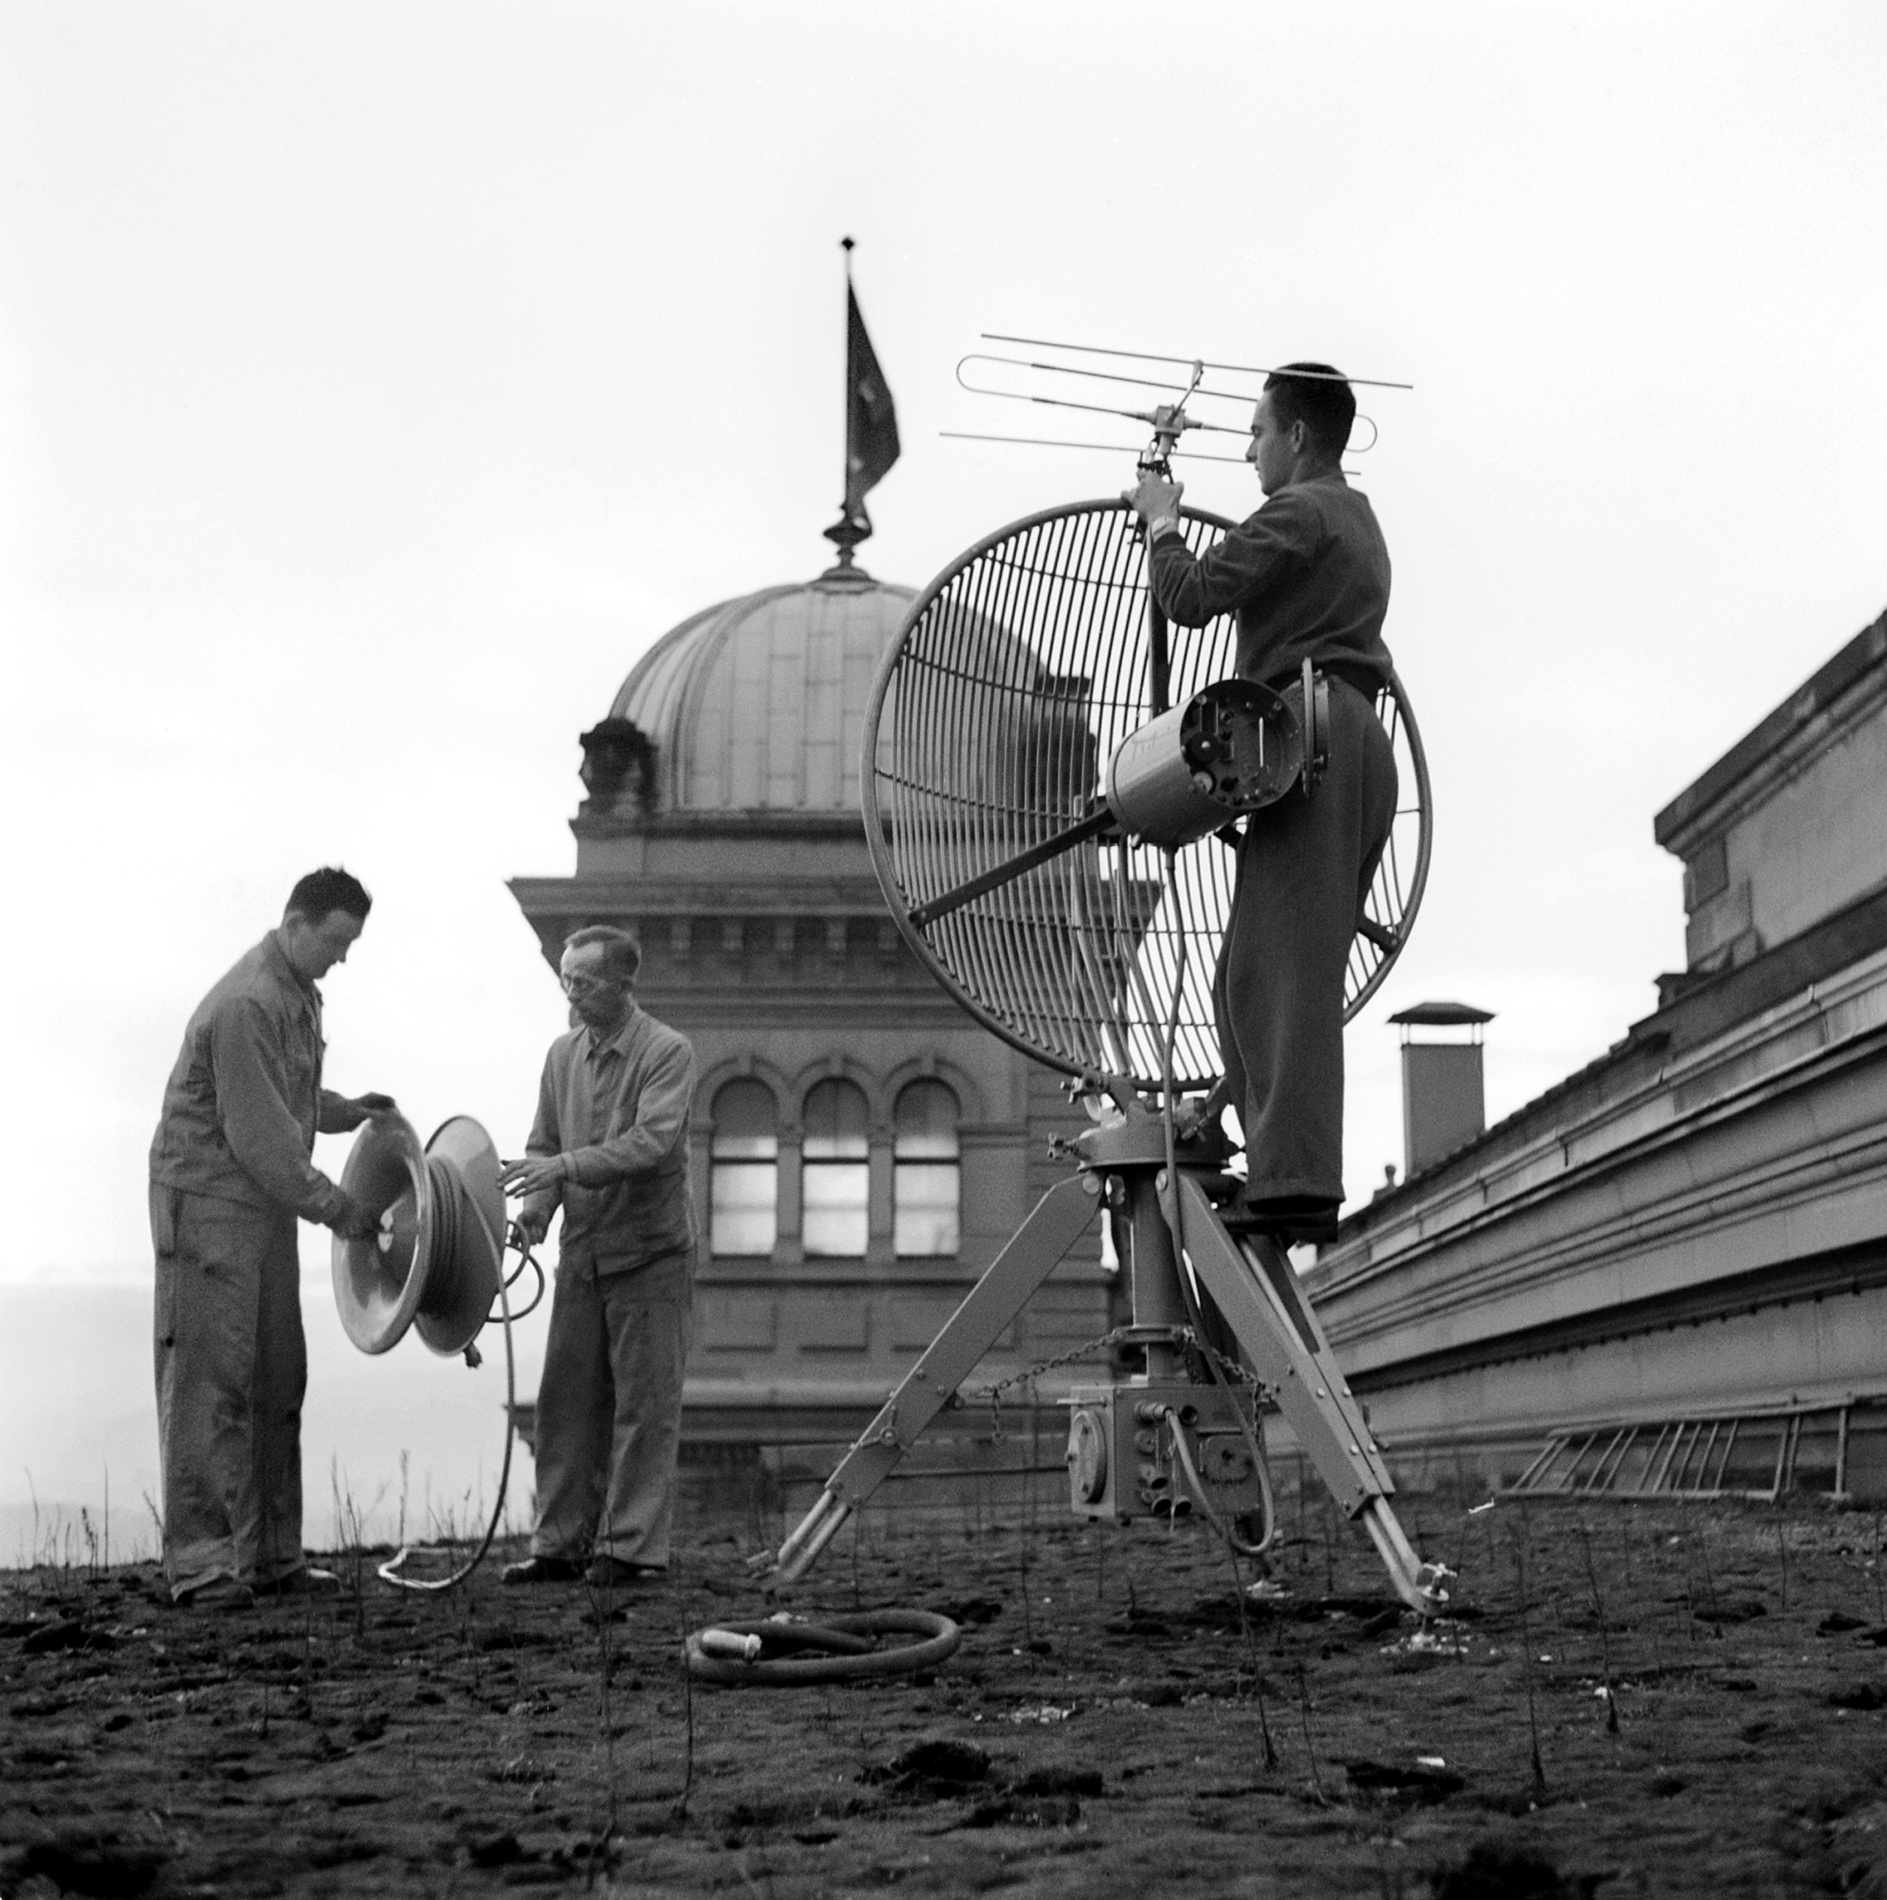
824, 235, 899, 580
824, 236, 868, 575
840, 233, 854, 517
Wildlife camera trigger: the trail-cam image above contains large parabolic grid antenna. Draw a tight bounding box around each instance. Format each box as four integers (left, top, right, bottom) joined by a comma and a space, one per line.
863, 498, 1431, 1095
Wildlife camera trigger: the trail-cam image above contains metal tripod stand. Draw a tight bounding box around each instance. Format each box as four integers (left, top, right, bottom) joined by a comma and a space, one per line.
766, 1093, 1449, 1614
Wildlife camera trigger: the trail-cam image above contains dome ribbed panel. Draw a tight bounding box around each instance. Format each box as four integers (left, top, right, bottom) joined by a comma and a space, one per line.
609, 598, 740, 811
603, 576, 916, 815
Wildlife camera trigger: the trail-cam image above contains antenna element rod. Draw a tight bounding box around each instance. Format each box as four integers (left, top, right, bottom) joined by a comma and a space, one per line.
909, 807, 1118, 930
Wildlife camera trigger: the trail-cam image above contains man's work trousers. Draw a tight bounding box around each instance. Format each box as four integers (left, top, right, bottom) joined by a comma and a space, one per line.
1215, 679, 1399, 1208
531, 1250, 692, 1570
151, 1184, 307, 1599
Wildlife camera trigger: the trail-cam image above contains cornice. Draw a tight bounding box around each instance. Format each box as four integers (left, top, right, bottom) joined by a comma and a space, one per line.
1654, 609, 1887, 857
510, 874, 890, 916
1312, 943, 1887, 1339
572, 808, 869, 842
1325, 1109, 1887, 1367
1345, 1231, 1887, 1396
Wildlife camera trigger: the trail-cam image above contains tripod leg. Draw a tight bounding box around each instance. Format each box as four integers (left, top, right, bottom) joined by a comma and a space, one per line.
1175, 1174, 1447, 1613
770, 1173, 1099, 1583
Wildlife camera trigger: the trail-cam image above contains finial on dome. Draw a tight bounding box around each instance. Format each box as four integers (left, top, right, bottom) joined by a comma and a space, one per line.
819, 512, 875, 583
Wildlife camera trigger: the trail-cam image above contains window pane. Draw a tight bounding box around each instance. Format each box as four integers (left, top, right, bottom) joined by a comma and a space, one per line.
712, 1078, 779, 1158
893, 1082, 959, 1256
803, 1079, 868, 1158
711, 1162, 778, 1255
894, 1080, 959, 1158
803, 1161, 868, 1256
894, 1163, 959, 1256
710, 1079, 777, 1254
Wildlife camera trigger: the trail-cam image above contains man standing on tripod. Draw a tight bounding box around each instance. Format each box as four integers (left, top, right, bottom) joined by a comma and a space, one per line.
1127, 363, 1397, 1245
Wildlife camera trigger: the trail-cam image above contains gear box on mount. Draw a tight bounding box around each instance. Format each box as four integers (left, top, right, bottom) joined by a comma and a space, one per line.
1064, 1382, 1267, 1524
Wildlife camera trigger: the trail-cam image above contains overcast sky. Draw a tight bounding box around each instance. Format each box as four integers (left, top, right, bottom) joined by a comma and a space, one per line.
4, 2, 1885, 1287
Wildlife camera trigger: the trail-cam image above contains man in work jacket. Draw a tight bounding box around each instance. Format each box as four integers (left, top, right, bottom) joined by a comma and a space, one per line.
499, 923, 697, 1589
148, 866, 394, 1607
1127, 362, 1398, 1245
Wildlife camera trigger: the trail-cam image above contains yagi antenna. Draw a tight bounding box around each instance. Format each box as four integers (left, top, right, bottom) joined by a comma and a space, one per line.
982, 332, 1415, 391
948, 337, 1387, 470
964, 352, 1383, 444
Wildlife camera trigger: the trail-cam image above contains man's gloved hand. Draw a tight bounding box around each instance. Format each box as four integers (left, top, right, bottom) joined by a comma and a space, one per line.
330, 1194, 383, 1241
1124, 471, 1184, 535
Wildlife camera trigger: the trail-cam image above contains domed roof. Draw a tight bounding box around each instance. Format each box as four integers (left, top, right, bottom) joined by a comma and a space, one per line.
610, 569, 917, 816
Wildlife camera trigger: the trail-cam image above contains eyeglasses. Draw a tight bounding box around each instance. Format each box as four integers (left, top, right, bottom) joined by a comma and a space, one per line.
560, 970, 618, 997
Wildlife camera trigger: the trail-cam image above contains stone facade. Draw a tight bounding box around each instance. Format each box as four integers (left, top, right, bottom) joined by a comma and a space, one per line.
510, 564, 1116, 1448
1656, 612, 1887, 985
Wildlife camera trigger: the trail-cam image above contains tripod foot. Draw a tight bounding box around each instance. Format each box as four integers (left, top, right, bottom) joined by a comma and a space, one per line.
773, 1487, 854, 1586
1360, 1496, 1453, 1615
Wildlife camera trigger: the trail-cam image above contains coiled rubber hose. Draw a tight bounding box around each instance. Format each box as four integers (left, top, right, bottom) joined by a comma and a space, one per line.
685, 1609, 960, 1685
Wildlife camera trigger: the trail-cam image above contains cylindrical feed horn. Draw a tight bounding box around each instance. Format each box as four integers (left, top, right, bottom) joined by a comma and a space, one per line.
332, 1112, 506, 1356
1106, 678, 1302, 850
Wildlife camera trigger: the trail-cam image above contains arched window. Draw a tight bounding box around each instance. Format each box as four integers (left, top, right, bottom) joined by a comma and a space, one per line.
894, 1079, 960, 1257
709, 1078, 778, 1256
801, 1078, 869, 1257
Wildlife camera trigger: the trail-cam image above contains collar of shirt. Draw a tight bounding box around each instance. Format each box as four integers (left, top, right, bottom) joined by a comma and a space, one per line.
580, 1004, 644, 1066
262, 930, 322, 1017
1273, 471, 1351, 503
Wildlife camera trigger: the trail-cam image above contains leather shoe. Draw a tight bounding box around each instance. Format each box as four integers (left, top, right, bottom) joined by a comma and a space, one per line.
586, 1556, 666, 1589
1221, 1196, 1340, 1247
255, 1566, 343, 1598
502, 1555, 582, 1586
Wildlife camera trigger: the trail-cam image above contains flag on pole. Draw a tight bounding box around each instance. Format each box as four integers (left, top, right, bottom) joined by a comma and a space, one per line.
842, 283, 900, 530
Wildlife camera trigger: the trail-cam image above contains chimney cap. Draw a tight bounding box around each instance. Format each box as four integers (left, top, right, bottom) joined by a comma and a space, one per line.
1388, 1000, 1495, 1027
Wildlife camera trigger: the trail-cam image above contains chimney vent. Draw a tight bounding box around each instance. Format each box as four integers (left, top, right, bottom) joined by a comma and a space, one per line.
1389, 1002, 1494, 1178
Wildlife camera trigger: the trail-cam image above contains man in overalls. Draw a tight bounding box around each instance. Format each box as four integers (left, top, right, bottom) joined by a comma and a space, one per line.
1127, 363, 1398, 1244
149, 868, 392, 1606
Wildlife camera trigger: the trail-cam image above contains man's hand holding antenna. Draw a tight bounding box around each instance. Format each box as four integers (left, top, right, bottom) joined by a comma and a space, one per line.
1126, 469, 1185, 541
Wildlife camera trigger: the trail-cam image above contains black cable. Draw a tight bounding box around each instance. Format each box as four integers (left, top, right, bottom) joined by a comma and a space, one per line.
1154, 847, 1274, 1562
375, 1221, 534, 1595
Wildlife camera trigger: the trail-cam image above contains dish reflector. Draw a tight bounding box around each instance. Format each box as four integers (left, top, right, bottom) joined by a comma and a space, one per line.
862, 498, 1430, 1092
